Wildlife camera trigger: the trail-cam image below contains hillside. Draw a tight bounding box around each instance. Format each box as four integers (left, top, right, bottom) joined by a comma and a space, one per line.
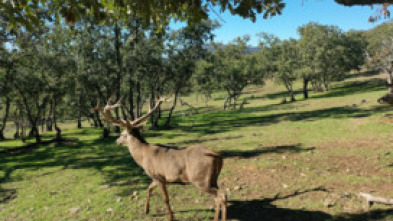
1, 70, 393, 221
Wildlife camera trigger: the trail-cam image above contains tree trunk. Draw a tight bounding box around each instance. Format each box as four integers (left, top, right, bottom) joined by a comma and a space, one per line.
21, 93, 47, 144
121, 105, 128, 120
0, 96, 11, 140
53, 98, 61, 141
77, 94, 82, 128
46, 101, 53, 131
28, 126, 35, 139
32, 125, 41, 144
77, 117, 82, 128
386, 70, 393, 93
103, 122, 110, 138
204, 95, 210, 107
303, 78, 310, 99
95, 111, 104, 128
128, 78, 135, 120
149, 92, 159, 129
323, 81, 330, 92
284, 81, 296, 102
13, 119, 20, 139
114, 22, 122, 133
21, 115, 25, 143
153, 107, 160, 128
322, 72, 330, 91
164, 89, 180, 128
290, 90, 296, 102
311, 79, 323, 92
289, 85, 296, 102
224, 95, 230, 110
93, 112, 98, 127
41, 105, 45, 133
233, 94, 238, 109
136, 81, 142, 117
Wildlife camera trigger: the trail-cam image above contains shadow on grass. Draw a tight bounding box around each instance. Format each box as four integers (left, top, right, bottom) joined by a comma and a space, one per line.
0, 130, 150, 199
258, 89, 304, 100
314, 78, 386, 99
228, 187, 393, 221
221, 144, 314, 159
176, 105, 392, 136
176, 135, 244, 146
0, 186, 17, 203
254, 76, 384, 102
346, 70, 380, 79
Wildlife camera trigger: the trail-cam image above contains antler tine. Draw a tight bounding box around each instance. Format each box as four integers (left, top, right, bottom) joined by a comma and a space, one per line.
105, 96, 124, 110
115, 96, 124, 107
107, 96, 113, 106
131, 96, 168, 125
90, 98, 102, 113
101, 96, 128, 128
97, 98, 101, 109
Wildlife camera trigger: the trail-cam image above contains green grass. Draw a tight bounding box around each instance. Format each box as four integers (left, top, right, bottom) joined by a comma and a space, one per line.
1, 71, 393, 221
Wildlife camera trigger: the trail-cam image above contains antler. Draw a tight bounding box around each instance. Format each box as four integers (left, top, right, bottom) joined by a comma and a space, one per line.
92, 96, 168, 128
131, 97, 168, 125
92, 96, 130, 128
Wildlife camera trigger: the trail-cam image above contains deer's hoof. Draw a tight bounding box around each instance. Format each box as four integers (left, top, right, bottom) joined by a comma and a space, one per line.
145, 208, 149, 214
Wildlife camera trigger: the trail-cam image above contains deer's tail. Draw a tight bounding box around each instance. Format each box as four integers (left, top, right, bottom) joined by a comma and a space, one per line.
204, 149, 223, 158
205, 150, 223, 188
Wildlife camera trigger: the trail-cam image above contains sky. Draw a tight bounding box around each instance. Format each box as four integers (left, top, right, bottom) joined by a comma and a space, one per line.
173, 0, 389, 46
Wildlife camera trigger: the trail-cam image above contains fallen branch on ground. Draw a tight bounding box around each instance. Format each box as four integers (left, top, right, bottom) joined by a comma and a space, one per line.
0, 191, 17, 202
359, 192, 393, 209
179, 98, 198, 114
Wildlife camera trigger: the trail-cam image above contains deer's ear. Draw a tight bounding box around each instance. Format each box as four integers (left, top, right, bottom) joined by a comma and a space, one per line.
133, 121, 147, 130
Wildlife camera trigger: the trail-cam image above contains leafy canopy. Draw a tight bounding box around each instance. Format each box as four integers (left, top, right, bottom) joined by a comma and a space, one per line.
0, 0, 285, 30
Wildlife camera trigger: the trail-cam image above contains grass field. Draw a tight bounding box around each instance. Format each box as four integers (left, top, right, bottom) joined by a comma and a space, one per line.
1, 71, 393, 221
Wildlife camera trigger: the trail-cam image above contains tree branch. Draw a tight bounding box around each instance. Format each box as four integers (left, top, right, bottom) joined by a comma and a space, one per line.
335, 0, 393, 6
359, 192, 393, 209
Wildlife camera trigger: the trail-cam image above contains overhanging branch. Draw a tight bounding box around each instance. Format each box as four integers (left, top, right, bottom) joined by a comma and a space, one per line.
335, 0, 393, 6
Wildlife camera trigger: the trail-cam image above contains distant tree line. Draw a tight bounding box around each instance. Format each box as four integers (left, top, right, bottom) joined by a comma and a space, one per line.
195, 22, 366, 105
0, 18, 218, 142
0, 18, 390, 143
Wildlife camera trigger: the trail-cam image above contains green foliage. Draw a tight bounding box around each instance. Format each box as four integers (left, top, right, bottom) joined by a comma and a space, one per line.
0, 0, 286, 31
194, 58, 217, 100
362, 22, 393, 91
199, 36, 266, 109
273, 38, 299, 101
297, 22, 366, 92
363, 22, 393, 57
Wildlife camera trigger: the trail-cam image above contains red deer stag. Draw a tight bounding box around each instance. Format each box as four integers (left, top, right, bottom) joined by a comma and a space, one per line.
93, 97, 227, 221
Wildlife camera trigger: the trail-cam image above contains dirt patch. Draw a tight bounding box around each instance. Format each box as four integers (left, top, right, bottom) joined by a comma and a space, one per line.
219, 141, 393, 220
320, 137, 382, 150
379, 114, 393, 124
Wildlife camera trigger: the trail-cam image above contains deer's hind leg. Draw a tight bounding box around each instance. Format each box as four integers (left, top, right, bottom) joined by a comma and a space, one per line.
218, 190, 227, 221
201, 186, 226, 221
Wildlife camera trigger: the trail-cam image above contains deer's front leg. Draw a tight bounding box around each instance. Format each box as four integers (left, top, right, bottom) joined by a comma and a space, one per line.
145, 181, 158, 214
158, 181, 174, 221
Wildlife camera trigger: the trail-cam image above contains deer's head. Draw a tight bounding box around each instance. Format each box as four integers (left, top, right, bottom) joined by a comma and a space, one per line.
92, 96, 167, 146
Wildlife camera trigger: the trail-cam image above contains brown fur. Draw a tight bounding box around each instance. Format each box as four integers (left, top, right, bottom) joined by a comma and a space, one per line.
95, 98, 227, 221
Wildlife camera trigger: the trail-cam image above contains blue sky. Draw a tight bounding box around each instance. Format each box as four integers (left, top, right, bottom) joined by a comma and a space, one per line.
173, 0, 389, 46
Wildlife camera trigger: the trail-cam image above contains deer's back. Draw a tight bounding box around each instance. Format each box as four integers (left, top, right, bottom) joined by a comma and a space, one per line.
143, 144, 223, 184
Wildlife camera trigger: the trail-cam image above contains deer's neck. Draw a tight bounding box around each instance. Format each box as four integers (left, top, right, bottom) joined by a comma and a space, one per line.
127, 129, 148, 166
